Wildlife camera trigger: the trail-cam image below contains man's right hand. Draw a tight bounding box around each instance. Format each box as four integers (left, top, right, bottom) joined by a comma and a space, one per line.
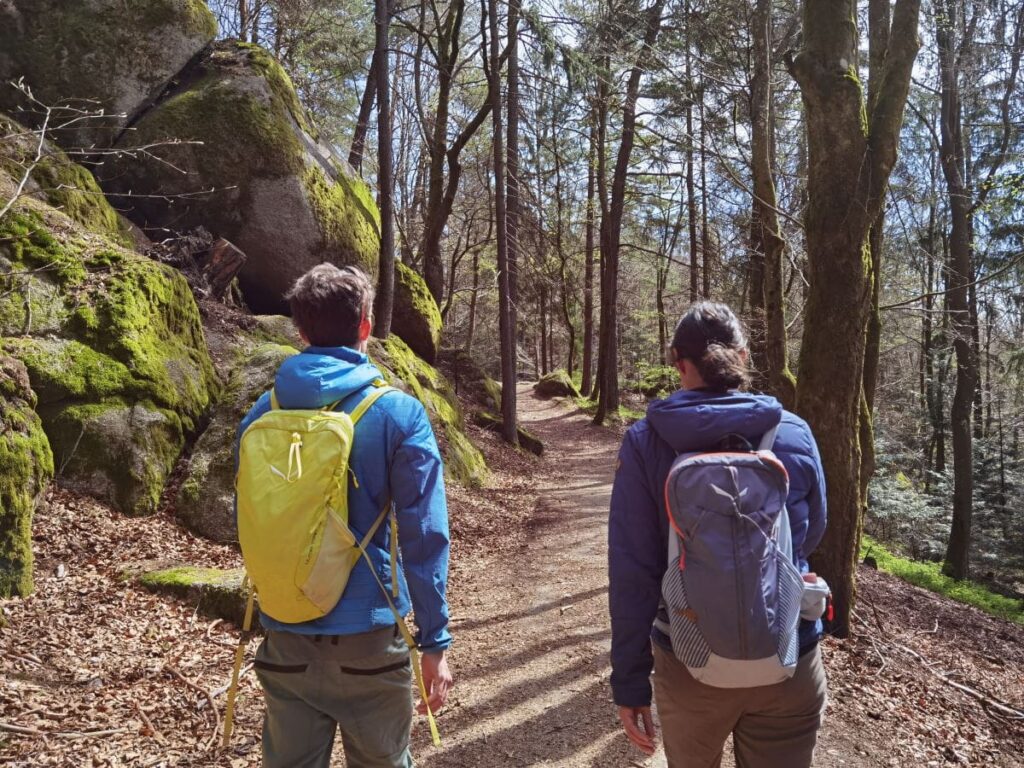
418, 650, 452, 714
618, 705, 657, 755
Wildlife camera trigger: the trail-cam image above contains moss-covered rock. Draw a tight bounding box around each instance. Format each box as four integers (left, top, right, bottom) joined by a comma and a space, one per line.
473, 411, 544, 456
100, 41, 380, 314
0, 0, 217, 149
0, 115, 134, 245
138, 565, 253, 626
177, 343, 297, 542
392, 263, 442, 363
636, 365, 679, 398
0, 356, 53, 597
369, 335, 486, 488
0, 172, 218, 515
534, 370, 580, 399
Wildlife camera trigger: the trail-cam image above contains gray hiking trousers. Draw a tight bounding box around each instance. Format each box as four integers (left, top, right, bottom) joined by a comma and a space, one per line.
255, 626, 414, 768
653, 642, 827, 768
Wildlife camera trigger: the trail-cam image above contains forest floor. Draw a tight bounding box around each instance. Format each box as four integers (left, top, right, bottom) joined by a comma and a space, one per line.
1, 385, 1023, 767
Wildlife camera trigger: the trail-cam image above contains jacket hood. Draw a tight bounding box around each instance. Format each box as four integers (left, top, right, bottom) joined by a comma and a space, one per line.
273, 346, 384, 409
646, 388, 783, 453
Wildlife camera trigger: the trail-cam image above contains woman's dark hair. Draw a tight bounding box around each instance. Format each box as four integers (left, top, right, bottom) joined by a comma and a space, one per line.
670, 302, 750, 391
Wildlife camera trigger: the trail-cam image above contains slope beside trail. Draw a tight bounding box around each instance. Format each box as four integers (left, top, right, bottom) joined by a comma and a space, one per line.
410, 386, 1024, 768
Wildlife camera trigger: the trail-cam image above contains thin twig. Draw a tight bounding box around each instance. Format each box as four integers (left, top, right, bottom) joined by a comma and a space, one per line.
0, 721, 43, 736
133, 701, 167, 746
0, 103, 50, 222
165, 666, 221, 751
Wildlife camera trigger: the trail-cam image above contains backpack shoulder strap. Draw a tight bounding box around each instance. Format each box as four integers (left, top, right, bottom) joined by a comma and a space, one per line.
348, 379, 396, 425
269, 388, 280, 410
758, 422, 781, 451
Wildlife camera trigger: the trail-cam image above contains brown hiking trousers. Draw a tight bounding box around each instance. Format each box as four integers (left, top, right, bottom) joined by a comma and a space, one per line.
653, 643, 827, 768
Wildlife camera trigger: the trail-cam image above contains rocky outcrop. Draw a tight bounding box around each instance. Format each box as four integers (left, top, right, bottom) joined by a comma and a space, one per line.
0, 0, 216, 149
177, 343, 297, 542
0, 116, 135, 246
0, 164, 218, 516
100, 42, 380, 314
534, 370, 580, 399
0, 357, 53, 598
392, 262, 442, 363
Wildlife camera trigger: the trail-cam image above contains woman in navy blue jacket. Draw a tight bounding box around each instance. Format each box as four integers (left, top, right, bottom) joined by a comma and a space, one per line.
609, 302, 828, 768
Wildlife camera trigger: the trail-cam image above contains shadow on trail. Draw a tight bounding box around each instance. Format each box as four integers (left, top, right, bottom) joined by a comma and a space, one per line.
450, 586, 609, 634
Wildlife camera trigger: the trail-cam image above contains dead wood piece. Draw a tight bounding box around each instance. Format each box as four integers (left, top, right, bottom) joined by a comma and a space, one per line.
0, 721, 43, 736
199, 238, 247, 301
134, 701, 167, 746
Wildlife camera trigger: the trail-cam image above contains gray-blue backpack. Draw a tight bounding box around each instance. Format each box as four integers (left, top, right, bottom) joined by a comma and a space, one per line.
655, 424, 804, 688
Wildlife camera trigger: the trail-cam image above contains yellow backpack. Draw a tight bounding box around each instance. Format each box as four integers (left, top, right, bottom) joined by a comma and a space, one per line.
236, 379, 394, 622
230, 379, 440, 747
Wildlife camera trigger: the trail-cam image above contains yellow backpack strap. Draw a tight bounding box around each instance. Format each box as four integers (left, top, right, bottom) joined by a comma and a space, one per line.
354, 529, 441, 747
269, 388, 280, 410
223, 574, 257, 747
349, 380, 394, 425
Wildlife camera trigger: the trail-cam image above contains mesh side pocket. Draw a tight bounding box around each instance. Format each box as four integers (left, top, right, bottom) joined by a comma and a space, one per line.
774, 552, 803, 666
662, 565, 711, 668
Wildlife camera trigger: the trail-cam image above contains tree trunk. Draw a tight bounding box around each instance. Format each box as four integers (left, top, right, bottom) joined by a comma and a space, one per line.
465, 249, 479, 353
788, 0, 921, 637
581, 116, 597, 397
238, 0, 249, 43
749, 0, 795, 408
488, 0, 517, 445
595, 0, 666, 425
349, 48, 380, 174
372, 0, 395, 338
507, 0, 521, 364
700, 94, 711, 299
685, 0, 699, 303
936, 0, 975, 579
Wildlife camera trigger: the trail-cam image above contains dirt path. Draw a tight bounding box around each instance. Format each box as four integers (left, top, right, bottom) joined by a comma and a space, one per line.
411, 385, 652, 767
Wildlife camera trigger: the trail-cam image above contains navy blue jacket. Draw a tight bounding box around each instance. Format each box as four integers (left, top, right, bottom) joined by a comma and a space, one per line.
237, 346, 451, 652
608, 388, 827, 707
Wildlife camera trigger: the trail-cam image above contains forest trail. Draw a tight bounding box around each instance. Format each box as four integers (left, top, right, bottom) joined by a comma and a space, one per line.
411, 385, 876, 768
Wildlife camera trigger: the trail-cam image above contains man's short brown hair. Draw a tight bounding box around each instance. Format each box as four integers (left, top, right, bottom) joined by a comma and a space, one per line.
285, 263, 375, 347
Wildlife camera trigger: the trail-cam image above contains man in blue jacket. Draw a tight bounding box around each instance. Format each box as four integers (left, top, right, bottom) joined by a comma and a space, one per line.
237, 264, 452, 768
610, 302, 827, 767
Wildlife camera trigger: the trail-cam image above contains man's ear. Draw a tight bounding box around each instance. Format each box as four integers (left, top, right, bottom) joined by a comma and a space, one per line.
358, 315, 372, 342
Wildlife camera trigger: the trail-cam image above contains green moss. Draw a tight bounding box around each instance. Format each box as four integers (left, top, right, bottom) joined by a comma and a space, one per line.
636, 365, 679, 398
369, 335, 487, 487
483, 377, 502, 411
861, 535, 1024, 625
0, 358, 53, 598
47, 400, 184, 516
392, 262, 442, 362
138, 565, 252, 625
535, 370, 580, 398
303, 165, 380, 274
235, 43, 311, 136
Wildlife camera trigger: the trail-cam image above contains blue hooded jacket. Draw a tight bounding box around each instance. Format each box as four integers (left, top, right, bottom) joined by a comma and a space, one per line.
236, 346, 452, 652
608, 388, 826, 707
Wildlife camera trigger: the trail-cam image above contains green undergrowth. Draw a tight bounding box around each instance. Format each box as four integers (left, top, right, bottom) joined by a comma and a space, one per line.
572, 395, 645, 425
860, 535, 1024, 626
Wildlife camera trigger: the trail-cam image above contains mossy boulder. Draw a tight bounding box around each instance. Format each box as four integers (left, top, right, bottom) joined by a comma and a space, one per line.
636, 365, 679, 398
0, 0, 217, 149
0, 173, 218, 515
534, 370, 580, 399
0, 356, 53, 598
392, 263, 442, 363
138, 565, 253, 626
473, 412, 544, 456
101, 41, 381, 314
177, 343, 297, 542
0, 115, 134, 245
369, 335, 486, 488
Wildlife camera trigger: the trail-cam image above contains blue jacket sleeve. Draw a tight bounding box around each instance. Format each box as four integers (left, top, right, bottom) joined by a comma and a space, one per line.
388, 399, 452, 653
609, 427, 664, 708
